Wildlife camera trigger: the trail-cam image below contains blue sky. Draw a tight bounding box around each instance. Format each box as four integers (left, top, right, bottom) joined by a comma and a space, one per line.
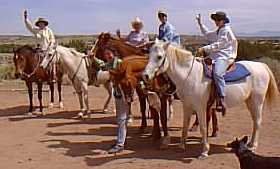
0, 0, 279, 35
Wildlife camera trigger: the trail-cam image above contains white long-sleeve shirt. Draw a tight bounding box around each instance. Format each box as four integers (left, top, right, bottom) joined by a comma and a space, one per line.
199, 23, 238, 61
24, 18, 55, 51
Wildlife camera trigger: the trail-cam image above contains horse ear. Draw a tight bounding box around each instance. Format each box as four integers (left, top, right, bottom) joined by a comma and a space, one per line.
241, 136, 248, 144
155, 38, 159, 43
163, 42, 171, 50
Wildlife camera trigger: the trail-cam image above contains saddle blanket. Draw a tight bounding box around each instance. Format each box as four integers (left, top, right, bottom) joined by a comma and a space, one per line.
203, 62, 251, 82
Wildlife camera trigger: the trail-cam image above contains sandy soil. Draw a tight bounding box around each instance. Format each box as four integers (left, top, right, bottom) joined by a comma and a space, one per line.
0, 80, 279, 169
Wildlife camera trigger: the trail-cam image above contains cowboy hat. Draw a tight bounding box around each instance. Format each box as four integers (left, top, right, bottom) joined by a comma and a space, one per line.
158, 9, 168, 17
210, 11, 230, 23
35, 18, 49, 27
131, 17, 143, 28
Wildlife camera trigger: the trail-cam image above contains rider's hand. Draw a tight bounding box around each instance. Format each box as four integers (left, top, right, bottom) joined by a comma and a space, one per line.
196, 47, 205, 57
196, 14, 202, 25
116, 29, 121, 38
23, 10, 28, 19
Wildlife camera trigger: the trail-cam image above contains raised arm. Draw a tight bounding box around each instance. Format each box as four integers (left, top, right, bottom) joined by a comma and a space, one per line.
203, 29, 228, 53
23, 10, 39, 35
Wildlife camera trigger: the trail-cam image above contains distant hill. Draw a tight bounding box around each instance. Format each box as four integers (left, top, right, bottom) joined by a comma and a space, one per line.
238, 31, 280, 37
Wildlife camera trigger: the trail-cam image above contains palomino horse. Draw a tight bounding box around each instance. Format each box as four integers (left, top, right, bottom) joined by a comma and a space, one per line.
110, 55, 177, 148
143, 40, 279, 158
13, 45, 64, 114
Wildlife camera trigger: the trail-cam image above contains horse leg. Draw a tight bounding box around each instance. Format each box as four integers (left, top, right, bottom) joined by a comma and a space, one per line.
136, 88, 147, 131
206, 108, 212, 137
150, 107, 161, 140
57, 79, 63, 109
197, 108, 210, 159
160, 96, 170, 149
189, 113, 199, 132
26, 81, 33, 113
211, 109, 219, 137
37, 82, 43, 113
180, 104, 193, 151
49, 82, 54, 109
82, 82, 90, 115
102, 82, 113, 112
246, 96, 264, 151
167, 95, 174, 120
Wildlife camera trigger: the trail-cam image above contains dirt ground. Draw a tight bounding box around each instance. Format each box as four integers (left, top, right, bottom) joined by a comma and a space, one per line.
0, 80, 279, 169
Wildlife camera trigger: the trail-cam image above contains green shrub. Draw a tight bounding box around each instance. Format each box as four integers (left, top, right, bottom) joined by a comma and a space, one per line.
60, 39, 86, 53
0, 64, 15, 80
255, 57, 280, 88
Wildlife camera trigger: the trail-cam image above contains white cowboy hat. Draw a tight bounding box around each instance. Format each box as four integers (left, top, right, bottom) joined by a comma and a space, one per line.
131, 17, 143, 28
158, 9, 168, 17
35, 17, 49, 26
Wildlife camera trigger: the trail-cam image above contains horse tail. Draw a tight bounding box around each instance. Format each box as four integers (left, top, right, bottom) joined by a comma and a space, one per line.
264, 64, 279, 109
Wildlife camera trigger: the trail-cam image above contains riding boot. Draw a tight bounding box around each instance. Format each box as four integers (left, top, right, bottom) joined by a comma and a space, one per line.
216, 96, 226, 116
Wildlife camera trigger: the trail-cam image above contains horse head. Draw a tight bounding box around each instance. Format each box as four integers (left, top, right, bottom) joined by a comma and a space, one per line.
13, 45, 35, 79
142, 40, 171, 83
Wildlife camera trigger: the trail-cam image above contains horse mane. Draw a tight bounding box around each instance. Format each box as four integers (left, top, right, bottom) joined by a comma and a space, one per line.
165, 44, 193, 64
15, 45, 35, 53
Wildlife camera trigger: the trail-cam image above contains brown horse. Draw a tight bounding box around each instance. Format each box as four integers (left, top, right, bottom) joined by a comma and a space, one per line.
13, 45, 64, 114
109, 56, 172, 142
92, 32, 219, 137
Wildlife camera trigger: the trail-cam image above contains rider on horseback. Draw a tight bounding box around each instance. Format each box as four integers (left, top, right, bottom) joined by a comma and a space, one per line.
117, 17, 149, 50
158, 10, 180, 45
23, 10, 56, 82
196, 11, 238, 115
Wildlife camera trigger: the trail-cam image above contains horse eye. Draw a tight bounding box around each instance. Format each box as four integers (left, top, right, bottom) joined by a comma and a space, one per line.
157, 55, 162, 60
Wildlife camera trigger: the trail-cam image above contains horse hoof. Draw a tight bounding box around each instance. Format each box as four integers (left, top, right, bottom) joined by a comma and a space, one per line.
198, 153, 208, 160
159, 144, 169, 150
49, 103, 54, 109
59, 102, 64, 109
189, 126, 198, 132
78, 112, 84, 118
160, 136, 171, 149
178, 143, 186, 151
127, 117, 133, 124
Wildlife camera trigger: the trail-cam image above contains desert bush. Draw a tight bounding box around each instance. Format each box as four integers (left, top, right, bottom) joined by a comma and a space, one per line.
255, 57, 280, 88
60, 39, 87, 53
0, 64, 15, 80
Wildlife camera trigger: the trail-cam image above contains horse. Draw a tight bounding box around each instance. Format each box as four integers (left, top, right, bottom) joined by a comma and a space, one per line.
53, 45, 93, 117
91, 32, 219, 136
142, 40, 279, 159
88, 56, 113, 113
110, 55, 177, 148
13, 45, 64, 114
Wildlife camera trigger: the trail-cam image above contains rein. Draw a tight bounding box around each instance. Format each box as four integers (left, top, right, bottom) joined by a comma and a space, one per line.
22, 52, 42, 79
70, 56, 87, 82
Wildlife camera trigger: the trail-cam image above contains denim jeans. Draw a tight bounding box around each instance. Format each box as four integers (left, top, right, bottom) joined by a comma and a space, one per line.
213, 59, 231, 97
114, 96, 129, 146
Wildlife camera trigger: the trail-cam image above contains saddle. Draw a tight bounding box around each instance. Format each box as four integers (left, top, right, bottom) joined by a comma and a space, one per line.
203, 57, 251, 116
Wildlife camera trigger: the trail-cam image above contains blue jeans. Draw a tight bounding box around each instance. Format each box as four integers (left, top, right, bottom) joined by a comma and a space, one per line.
114, 97, 129, 146
213, 59, 231, 97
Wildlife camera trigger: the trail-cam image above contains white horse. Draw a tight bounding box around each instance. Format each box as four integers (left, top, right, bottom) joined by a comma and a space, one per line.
54, 45, 90, 117
143, 40, 279, 159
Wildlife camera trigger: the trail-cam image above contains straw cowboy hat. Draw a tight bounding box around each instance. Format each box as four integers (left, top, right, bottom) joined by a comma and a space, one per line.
131, 17, 143, 28
158, 9, 168, 17
211, 11, 230, 23
35, 17, 49, 27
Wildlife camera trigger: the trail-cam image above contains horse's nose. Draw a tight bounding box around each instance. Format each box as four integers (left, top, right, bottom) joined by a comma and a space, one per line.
14, 73, 19, 78
142, 73, 150, 83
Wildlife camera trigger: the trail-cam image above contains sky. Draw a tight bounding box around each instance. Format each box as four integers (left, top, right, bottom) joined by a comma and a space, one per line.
0, 0, 279, 35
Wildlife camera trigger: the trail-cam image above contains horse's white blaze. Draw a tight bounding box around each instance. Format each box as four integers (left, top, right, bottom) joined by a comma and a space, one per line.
143, 41, 279, 158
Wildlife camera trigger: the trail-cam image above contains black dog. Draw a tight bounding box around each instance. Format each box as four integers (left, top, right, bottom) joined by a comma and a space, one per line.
227, 136, 280, 169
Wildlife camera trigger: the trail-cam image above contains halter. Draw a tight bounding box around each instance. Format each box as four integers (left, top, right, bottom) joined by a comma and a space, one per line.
156, 47, 196, 83
22, 53, 42, 80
